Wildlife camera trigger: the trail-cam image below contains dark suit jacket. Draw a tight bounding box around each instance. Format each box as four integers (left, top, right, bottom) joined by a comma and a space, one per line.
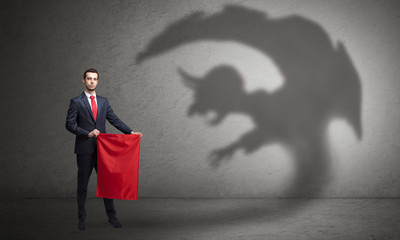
66, 92, 133, 154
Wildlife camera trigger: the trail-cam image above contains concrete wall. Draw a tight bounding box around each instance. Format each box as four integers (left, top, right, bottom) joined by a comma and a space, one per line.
1, 0, 399, 198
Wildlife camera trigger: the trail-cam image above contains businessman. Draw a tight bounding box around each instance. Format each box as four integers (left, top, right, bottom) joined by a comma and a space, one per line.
66, 68, 142, 230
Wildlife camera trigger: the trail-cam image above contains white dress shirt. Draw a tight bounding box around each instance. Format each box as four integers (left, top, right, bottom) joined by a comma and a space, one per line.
84, 91, 98, 109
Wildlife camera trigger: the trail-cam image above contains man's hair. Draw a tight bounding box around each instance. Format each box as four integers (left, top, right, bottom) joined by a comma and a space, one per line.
83, 68, 99, 79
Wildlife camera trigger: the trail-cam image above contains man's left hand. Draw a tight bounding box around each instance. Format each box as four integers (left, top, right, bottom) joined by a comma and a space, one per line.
131, 131, 143, 137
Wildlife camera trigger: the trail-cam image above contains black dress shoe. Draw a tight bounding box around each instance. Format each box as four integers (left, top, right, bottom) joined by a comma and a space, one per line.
108, 217, 122, 228
78, 220, 86, 230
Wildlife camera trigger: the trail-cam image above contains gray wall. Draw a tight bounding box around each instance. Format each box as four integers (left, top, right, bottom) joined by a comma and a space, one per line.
1, 0, 399, 198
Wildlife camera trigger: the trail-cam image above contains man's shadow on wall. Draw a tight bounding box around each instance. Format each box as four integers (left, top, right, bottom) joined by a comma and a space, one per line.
136, 4, 362, 222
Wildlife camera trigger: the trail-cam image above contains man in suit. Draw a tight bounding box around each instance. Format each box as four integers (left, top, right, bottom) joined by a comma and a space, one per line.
66, 68, 142, 230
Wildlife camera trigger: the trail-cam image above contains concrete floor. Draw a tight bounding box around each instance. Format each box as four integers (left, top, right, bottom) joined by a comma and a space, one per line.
1, 198, 399, 240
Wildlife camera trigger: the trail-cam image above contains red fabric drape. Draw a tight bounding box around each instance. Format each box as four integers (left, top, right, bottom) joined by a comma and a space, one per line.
96, 133, 141, 200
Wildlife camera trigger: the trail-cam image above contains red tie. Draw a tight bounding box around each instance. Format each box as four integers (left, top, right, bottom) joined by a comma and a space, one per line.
90, 95, 97, 122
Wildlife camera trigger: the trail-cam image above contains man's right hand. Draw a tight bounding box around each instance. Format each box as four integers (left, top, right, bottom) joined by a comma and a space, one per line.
88, 129, 100, 138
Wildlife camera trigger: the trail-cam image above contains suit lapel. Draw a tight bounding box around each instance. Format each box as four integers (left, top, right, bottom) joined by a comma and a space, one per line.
97, 96, 103, 116
81, 92, 95, 123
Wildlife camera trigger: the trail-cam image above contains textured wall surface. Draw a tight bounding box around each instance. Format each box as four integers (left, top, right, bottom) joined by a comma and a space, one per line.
1, 0, 399, 198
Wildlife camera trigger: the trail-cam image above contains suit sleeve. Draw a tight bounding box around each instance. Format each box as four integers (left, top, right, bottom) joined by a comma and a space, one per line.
65, 99, 90, 138
105, 100, 133, 134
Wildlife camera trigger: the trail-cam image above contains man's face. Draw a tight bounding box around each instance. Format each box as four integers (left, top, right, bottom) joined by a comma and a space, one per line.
82, 72, 98, 92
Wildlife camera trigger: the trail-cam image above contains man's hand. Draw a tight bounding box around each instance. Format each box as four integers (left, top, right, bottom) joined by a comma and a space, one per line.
88, 129, 100, 138
131, 131, 143, 137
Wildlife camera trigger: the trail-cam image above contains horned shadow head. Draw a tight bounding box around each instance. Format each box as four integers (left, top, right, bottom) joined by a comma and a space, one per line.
178, 65, 246, 125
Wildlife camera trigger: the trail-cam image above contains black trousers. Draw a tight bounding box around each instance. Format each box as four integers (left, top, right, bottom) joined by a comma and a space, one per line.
76, 153, 116, 220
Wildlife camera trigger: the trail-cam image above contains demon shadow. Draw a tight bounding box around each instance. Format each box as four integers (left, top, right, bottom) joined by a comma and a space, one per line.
137, 5, 362, 198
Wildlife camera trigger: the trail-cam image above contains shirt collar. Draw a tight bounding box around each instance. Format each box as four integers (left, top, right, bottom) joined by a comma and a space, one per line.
84, 91, 96, 99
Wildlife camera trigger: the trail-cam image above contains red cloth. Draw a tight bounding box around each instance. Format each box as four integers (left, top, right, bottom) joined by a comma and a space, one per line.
96, 133, 141, 200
